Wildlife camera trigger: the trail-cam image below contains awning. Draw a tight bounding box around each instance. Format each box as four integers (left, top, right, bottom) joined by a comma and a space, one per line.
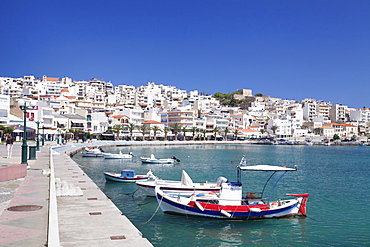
239, 165, 297, 171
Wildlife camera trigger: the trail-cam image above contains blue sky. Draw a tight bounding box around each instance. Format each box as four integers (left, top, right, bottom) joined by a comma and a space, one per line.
1, 1, 370, 108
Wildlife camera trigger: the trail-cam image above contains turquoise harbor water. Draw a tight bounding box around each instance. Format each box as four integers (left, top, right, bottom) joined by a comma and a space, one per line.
72, 144, 370, 246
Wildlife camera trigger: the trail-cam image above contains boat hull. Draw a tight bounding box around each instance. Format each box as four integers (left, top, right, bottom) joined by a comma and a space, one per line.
104, 154, 133, 159
141, 159, 174, 164
156, 190, 309, 220
82, 152, 103, 157
104, 172, 149, 183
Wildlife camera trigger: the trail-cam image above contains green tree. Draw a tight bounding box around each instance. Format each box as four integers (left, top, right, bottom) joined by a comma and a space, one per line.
223, 127, 230, 141
260, 129, 266, 136
270, 125, 278, 135
314, 128, 323, 136
181, 126, 188, 140
112, 124, 124, 140
151, 126, 162, 140
233, 129, 240, 140
212, 126, 220, 140
171, 123, 181, 140
163, 127, 169, 141
125, 123, 136, 140
333, 134, 340, 140
190, 126, 198, 140
202, 129, 207, 140
138, 125, 149, 141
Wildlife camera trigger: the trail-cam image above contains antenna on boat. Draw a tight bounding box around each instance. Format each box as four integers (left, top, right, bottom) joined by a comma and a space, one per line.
237, 156, 246, 183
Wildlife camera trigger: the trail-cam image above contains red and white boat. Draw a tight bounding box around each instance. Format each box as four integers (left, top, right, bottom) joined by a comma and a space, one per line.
104, 169, 155, 183
155, 157, 310, 220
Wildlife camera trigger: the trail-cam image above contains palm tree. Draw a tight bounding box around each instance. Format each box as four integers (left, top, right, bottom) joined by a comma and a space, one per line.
212, 126, 220, 140
163, 127, 169, 141
181, 126, 187, 140
233, 129, 240, 140
202, 129, 207, 140
223, 127, 230, 141
125, 123, 136, 140
260, 129, 266, 138
138, 125, 148, 141
171, 123, 181, 140
151, 126, 162, 140
112, 124, 124, 140
270, 125, 278, 136
190, 126, 198, 140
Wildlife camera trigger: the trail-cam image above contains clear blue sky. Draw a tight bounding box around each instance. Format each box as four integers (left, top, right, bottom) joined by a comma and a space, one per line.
1, 1, 370, 108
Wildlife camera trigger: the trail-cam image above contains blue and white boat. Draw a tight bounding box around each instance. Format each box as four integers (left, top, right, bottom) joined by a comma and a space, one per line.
104, 169, 155, 183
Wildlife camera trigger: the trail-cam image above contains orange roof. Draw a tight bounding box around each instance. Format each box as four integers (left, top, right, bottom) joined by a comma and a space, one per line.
142, 120, 164, 124
61, 88, 69, 92
46, 77, 59, 81
324, 123, 342, 126
230, 114, 243, 116
112, 115, 127, 118
341, 123, 356, 127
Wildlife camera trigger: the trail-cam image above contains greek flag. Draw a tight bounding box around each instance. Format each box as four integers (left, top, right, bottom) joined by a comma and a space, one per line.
239, 156, 247, 167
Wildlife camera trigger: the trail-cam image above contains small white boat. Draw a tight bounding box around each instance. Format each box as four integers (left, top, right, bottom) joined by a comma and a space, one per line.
140, 154, 180, 164
81, 147, 104, 157
104, 169, 155, 182
136, 170, 221, 196
155, 157, 310, 220
103, 151, 135, 159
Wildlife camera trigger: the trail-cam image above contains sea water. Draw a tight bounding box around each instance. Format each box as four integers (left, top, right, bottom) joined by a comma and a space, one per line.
73, 144, 370, 246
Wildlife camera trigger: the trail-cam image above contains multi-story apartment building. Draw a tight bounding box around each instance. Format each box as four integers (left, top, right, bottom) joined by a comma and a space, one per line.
329, 104, 346, 123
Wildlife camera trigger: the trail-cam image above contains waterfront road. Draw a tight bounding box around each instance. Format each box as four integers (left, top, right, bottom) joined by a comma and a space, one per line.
0, 142, 152, 247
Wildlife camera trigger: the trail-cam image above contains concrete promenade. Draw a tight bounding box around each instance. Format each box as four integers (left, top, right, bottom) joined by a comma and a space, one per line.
0, 141, 152, 247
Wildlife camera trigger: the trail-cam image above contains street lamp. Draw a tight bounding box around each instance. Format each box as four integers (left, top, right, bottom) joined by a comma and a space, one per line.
35, 120, 41, 151
18, 99, 37, 165
42, 122, 45, 146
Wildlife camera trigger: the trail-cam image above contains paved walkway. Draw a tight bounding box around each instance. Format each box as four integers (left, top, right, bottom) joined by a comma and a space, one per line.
0, 142, 49, 246
0, 142, 152, 247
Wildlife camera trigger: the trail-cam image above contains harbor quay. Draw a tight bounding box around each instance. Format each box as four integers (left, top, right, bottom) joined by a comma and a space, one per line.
0, 140, 247, 246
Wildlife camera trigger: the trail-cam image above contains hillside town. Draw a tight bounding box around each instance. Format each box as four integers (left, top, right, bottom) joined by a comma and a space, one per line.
0, 75, 369, 143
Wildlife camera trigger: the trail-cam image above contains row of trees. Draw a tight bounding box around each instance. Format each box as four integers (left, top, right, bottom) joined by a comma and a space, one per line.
108, 123, 250, 141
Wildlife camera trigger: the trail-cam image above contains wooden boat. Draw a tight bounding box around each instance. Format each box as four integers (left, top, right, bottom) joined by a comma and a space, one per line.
140, 154, 180, 164
136, 170, 222, 196
103, 151, 135, 159
104, 169, 155, 182
155, 157, 310, 220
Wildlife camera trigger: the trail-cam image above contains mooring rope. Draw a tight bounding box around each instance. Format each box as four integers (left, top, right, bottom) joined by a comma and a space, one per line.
136, 195, 163, 226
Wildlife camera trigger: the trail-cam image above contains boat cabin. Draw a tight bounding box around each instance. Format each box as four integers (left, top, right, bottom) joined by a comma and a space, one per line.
120, 170, 136, 178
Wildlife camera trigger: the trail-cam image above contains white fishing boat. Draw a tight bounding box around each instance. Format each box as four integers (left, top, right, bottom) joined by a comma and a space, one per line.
155, 157, 310, 220
136, 170, 222, 196
103, 151, 135, 159
140, 154, 180, 164
81, 146, 104, 157
104, 169, 155, 183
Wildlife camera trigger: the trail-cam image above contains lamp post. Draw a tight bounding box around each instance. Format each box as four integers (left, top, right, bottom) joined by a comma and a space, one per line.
35, 120, 41, 151
18, 99, 37, 165
42, 123, 45, 146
